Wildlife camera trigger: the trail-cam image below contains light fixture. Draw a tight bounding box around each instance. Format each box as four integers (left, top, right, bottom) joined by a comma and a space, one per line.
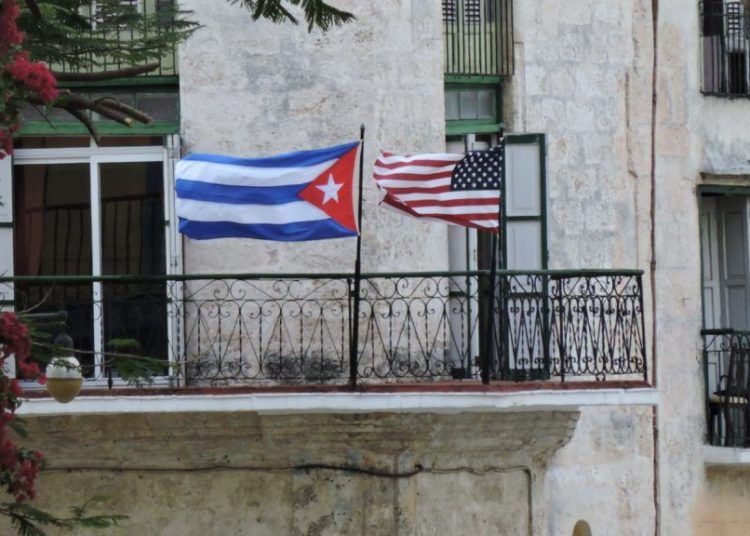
45, 332, 82, 404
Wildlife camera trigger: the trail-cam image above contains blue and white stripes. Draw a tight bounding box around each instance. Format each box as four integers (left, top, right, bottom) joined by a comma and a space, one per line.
175, 142, 360, 241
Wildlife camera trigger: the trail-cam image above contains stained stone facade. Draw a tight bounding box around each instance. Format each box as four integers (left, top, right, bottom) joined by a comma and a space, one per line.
7, 1, 750, 535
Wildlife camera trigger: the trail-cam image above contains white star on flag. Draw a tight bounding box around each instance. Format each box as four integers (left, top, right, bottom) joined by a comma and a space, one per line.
316, 174, 343, 204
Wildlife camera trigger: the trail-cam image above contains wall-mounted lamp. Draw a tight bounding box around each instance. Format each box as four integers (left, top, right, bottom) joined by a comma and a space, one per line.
45, 332, 82, 404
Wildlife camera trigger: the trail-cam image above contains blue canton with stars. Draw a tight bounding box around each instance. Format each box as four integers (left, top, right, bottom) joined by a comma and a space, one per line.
450, 146, 503, 191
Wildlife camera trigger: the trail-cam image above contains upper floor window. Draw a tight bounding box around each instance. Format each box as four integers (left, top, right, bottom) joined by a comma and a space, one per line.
442, 0, 514, 77
700, 0, 750, 97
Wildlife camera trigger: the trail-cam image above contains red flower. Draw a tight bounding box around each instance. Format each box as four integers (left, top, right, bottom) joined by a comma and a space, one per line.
0, 0, 24, 55
7, 53, 59, 103
8, 379, 21, 397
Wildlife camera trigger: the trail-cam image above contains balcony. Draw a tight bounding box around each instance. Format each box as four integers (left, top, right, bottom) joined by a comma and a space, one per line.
700, 1, 750, 97
703, 329, 750, 448
49, 0, 180, 79
6, 270, 648, 396
443, 0, 514, 77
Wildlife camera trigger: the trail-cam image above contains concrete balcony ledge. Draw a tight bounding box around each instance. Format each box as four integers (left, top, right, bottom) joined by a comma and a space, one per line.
704, 445, 750, 466
18, 385, 659, 417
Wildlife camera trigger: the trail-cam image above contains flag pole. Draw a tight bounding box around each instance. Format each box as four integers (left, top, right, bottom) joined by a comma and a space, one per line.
481, 124, 505, 385
349, 124, 366, 389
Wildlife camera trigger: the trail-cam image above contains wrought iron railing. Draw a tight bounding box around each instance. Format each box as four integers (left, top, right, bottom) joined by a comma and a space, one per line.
443, 0, 514, 77
703, 329, 750, 447
3, 270, 647, 388
700, 1, 750, 97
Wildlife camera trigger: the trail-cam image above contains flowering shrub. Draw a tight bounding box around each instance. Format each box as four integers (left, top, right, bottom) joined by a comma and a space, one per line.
0, 0, 58, 159
0, 312, 45, 505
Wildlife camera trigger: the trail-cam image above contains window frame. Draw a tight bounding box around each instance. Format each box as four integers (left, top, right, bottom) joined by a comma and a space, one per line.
9, 136, 182, 387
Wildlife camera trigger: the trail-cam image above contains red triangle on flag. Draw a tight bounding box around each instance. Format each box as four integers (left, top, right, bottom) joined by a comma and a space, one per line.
298, 146, 359, 233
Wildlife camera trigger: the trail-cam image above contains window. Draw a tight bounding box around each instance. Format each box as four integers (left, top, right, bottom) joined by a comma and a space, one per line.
464, 0, 481, 24
4, 136, 181, 384
443, 0, 457, 22
445, 133, 548, 379
700, 0, 750, 96
445, 88, 496, 121
699, 190, 750, 447
701, 193, 750, 330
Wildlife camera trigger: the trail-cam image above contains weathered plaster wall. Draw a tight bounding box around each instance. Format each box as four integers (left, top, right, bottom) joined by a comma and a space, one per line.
2, 411, 579, 535
509, 0, 653, 270
694, 466, 750, 535
540, 407, 656, 536
178, 0, 449, 274
701, 97, 750, 173
508, 2, 660, 535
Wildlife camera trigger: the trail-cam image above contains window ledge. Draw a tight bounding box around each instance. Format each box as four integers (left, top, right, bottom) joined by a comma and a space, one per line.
704, 445, 750, 466
18, 387, 659, 417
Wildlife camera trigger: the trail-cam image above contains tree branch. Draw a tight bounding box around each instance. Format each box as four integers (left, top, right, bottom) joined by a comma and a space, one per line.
23, 0, 43, 21
63, 107, 100, 144
50, 62, 161, 82
93, 96, 153, 124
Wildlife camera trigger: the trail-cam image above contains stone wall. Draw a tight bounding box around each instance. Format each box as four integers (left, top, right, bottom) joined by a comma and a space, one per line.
1, 411, 579, 535
178, 0, 449, 275
694, 466, 750, 535
507, 2, 660, 534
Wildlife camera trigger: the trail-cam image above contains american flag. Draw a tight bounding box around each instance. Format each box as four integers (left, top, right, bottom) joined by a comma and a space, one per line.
373, 145, 502, 231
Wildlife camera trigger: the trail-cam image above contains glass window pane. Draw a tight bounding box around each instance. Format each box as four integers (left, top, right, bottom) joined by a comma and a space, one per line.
13, 164, 92, 276
445, 90, 460, 120
100, 162, 165, 276
459, 90, 478, 119
477, 89, 495, 119
13, 163, 94, 374
99, 162, 167, 368
135, 93, 179, 122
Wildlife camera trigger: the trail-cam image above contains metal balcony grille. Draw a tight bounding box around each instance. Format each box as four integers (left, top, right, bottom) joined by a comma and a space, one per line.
700, 1, 750, 97
51, 0, 179, 78
6, 270, 647, 388
703, 329, 750, 447
443, 0, 514, 77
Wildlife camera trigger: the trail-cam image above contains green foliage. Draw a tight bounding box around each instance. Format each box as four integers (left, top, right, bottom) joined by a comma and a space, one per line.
231, 0, 355, 31
1, 498, 127, 536
18, 0, 199, 72
104, 338, 168, 387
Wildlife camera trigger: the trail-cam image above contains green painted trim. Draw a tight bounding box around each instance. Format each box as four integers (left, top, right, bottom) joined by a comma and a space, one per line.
506, 133, 545, 144
19, 121, 180, 136
539, 134, 549, 270
0, 269, 645, 284
698, 184, 750, 196
446, 122, 501, 136
444, 75, 503, 85
59, 76, 179, 89
698, 194, 708, 334
506, 215, 542, 222
0, 222, 12, 228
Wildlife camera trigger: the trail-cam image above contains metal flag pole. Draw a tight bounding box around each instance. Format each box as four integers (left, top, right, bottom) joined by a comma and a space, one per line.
349, 124, 366, 389
481, 124, 505, 385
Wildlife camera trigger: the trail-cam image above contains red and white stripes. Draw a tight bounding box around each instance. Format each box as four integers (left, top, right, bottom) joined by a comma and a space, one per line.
373, 152, 500, 230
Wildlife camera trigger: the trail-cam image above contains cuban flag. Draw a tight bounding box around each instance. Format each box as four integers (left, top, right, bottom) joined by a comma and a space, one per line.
175, 142, 360, 241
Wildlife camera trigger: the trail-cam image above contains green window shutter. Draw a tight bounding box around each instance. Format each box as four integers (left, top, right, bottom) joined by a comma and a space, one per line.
503, 134, 548, 269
